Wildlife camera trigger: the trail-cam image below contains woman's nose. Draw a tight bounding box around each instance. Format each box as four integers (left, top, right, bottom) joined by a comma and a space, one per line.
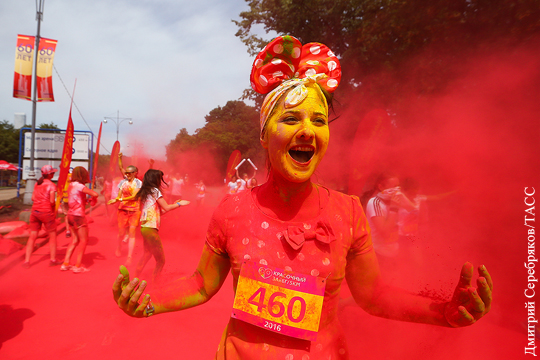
296, 121, 315, 140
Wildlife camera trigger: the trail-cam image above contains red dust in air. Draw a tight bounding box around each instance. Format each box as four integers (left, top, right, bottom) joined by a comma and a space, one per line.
4, 39, 538, 360
101, 39, 540, 359
318, 38, 540, 359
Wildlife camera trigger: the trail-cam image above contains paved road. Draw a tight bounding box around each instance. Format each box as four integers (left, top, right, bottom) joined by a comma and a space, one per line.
0, 198, 234, 359
0, 188, 520, 360
0, 188, 23, 201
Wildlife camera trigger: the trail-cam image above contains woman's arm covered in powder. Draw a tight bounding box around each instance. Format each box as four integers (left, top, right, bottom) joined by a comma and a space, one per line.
112, 246, 230, 317
345, 250, 493, 327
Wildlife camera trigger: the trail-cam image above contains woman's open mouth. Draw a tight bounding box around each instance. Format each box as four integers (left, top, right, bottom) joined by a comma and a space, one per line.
288, 146, 315, 164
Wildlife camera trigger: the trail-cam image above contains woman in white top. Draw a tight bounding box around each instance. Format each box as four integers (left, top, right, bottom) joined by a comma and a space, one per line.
134, 169, 189, 281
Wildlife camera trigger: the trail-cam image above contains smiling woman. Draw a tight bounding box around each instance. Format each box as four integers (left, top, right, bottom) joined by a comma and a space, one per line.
112, 35, 493, 360
262, 85, 330, 184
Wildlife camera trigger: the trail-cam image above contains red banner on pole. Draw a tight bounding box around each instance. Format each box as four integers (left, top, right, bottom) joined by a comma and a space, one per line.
56, 86, 76, 211
13, 35, 35, 100
226, 150, 242, 183
109, 141, 121, 176
36, 37, 57, 102
92, 123, 102, 188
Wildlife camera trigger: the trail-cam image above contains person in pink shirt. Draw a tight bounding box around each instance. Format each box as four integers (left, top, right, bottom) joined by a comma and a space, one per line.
23, 165, 60, 268
60, 166, 98, 273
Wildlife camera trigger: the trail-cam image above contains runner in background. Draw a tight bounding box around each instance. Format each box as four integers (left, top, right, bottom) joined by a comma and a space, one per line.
61, 166, 98, 273
108, 153, 142, 265
195, 180, 206, 207
227, 174, 238, 194
169, 173, 184, 203
134, 169, 190, 282
23, 165, 60, 268
235, 169, 257, 192
247, 177, 258, 189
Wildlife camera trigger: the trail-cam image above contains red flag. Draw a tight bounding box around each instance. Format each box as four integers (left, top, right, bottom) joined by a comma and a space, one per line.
109, 141, 121, 176
13, 35, 35, 100
36, 37, 58, 102
226, 150, 242, 183
56, 85, 76, 210
92, 123, 102, 188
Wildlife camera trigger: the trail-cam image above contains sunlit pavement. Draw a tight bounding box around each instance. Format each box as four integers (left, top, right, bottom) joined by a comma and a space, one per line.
0, 188, 24, 201
0, 189, 525, 359
0, 193, 233, 359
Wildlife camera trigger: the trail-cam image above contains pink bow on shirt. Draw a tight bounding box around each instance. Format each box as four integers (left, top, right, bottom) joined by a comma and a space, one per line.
283, 221, 336, 251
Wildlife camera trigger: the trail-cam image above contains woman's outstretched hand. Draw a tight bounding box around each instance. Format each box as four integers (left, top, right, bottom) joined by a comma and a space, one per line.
112, 265, 152, 318
444, 262, 493, 327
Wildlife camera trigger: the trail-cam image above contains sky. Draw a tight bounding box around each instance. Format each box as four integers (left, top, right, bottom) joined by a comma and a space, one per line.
0, 0, 262, 158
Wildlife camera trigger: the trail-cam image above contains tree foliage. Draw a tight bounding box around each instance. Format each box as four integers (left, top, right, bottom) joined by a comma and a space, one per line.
235, 0, 540, 103
166, 101, 263, 176
38, 122, 60, 129
0, 120, 20, 163
0, 121, 63, 163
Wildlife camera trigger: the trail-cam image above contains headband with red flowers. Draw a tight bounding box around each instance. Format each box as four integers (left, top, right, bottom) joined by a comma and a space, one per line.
250, 35, 341, 95
250, 35, 341, 136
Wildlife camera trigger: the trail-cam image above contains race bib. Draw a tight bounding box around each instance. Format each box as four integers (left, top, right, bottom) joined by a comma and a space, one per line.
231, 261, 326, 341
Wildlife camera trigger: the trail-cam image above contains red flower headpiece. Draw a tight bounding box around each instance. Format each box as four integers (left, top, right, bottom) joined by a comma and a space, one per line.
250, 35, 341, 95
251, 36, 342, 136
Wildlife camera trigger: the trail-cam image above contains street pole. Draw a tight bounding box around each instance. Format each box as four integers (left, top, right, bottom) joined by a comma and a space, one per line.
103, 110, 132, 142
23, 0, 45, 205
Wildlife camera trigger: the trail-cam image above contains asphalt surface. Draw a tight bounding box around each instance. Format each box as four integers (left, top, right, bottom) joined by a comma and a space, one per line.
0, 188, 23, 201
0, 188, 523, 360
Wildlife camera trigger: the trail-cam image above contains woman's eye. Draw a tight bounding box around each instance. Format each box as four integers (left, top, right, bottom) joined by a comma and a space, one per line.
313, 118, 327, 125
282, 117, 298, 124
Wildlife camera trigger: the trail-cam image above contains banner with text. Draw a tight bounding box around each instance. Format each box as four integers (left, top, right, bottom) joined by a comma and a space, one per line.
24, 132, 89, 160
55, 111, 75, 212
36, 37, 58, 102
13, 35, 35, 100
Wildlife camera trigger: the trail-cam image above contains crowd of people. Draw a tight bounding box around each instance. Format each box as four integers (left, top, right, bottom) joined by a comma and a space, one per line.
227, 168, 258, 195
22, 154, 191, 280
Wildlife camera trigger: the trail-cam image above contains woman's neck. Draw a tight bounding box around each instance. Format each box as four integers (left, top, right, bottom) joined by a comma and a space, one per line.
255, 171, 320, 222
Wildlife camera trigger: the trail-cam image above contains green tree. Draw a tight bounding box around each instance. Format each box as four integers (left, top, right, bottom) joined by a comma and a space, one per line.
235, 0, 540, 105
38, 122, 60, 129
166, 128, 195, 157
166, 101, 263, 176
0, 120, 20, 163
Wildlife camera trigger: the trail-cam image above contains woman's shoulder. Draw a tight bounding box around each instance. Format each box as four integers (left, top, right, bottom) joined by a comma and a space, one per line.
45, 179, 57, 190
214, 190, 251, 213
321, 186, 360, 204
70, 181, 85, 190
320, 186, 364, 218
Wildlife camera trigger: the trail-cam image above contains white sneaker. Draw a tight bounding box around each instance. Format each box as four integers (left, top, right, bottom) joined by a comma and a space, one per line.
60, 264, 72, 271
72, 266, 90, 273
